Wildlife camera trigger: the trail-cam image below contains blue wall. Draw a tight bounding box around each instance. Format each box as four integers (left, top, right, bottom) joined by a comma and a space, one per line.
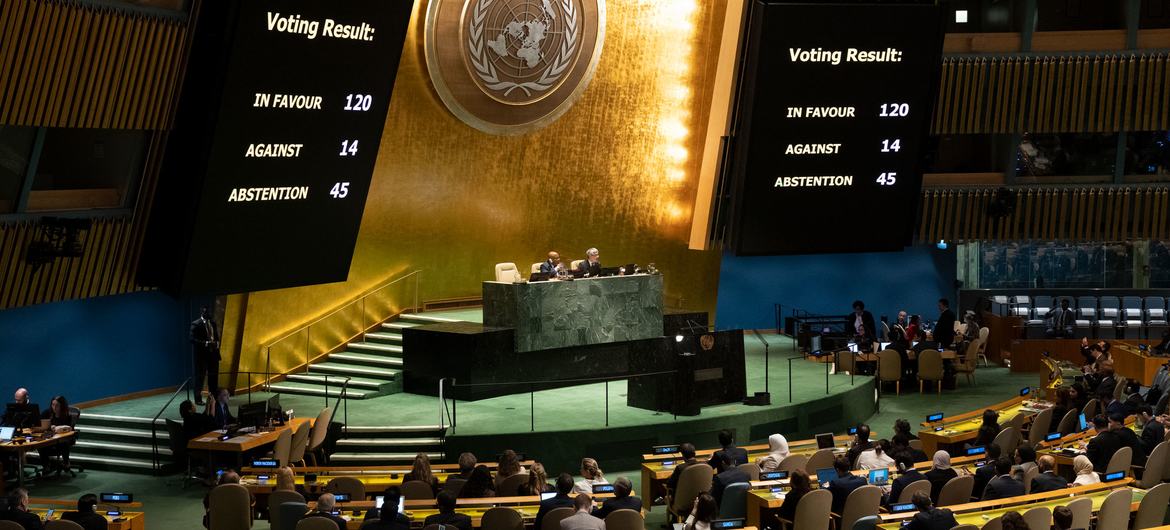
0, 291, 194, 405
715, 246, 958, 330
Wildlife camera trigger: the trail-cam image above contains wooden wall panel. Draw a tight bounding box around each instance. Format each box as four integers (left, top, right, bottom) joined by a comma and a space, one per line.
0, 0, 188, 129
916, 187, 1170, 244
933, 53, 1170, 134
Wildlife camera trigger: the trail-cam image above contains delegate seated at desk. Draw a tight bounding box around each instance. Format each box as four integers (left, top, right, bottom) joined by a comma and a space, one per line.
577, 248, 601, 277
0, 489, 43, 530
540, 252, 564, 275
2, 388, 38, 428
61, 494, 108, 530
209, 389, 235, 430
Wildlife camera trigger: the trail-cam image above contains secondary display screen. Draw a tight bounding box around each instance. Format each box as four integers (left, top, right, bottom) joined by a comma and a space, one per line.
728, 2, 942, 255
142, 0, 412, 294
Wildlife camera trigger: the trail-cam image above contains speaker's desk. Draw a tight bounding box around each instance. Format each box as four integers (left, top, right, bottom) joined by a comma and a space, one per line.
188, 417, 312, 467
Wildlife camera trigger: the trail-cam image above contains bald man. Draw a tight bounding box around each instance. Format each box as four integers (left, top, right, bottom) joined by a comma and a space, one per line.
539, 252, 563, 275
13, 389, 28, 404
1029, 455, 1068, 493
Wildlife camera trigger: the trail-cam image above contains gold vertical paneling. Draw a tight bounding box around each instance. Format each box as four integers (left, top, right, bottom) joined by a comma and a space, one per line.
0, 0, 188, 129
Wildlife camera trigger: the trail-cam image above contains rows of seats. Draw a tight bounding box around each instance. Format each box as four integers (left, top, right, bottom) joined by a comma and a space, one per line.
992, 295, 1169, 339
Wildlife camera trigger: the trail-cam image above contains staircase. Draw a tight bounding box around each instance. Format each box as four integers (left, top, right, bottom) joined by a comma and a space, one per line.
328, 424, 447, 465
268, 313, 464, 400
27, 413, 168, 474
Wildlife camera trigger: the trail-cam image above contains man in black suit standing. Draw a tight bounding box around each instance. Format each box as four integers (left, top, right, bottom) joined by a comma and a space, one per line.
1138, 405, 1165, 455
1086, 415, 1122, 472
1045, 298, 1076, 338
535, 474, 576, 530
190, 307, 219, 406
848, 300, 877, 347
592, 477, 642, 519
827, 456, 866, 515
707, 430, 748, 468
905, 491, 958, 530
982, 457, 1024, 500
933, 299, 956, 349
1029, 455, 1069, 493
577, 248, 602, 277
710, 452, 750, 507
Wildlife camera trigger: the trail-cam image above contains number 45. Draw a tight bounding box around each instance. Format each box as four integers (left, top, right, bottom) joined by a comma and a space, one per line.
876, 172, 897, 186
330, 182, 350, 198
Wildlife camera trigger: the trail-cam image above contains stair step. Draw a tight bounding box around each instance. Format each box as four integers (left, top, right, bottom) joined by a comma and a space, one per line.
382, 322, 420, 330
78, 413, 165, 426
57, 454, 157, 470
344, 425, 445, 434
330, 352, 403, 368
348, 342, 403, 354
268, 382, 378, 399
400, 314, 462, 324
364, 332, 403, 344
310, 363, 401, 379
330, 452, 443, 463
77, 425, 168, 440
74, 440, 172, 456
285, 374, 389, 390
337, 437, 444, 447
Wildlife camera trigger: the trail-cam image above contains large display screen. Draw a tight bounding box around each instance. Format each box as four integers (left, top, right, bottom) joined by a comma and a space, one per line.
140, 0, 412, 294
728, 2, 942, 255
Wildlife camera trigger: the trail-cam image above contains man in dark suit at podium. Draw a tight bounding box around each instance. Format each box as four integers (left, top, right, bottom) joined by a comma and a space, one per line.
577, 248, 602, 277
539, 252, 563, 275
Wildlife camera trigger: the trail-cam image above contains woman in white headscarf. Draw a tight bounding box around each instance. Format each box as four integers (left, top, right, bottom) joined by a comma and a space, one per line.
755, 434, 790, 472
923, 450, 957, 502
1072, 455, 1099, 486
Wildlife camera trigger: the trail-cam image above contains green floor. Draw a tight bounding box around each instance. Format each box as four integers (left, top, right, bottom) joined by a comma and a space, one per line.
41, 310, 1037, 529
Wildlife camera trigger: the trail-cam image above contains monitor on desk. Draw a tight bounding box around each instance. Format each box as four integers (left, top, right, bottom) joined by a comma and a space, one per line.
4, 403, 39, 429
711, 519, 745, 530
529, 272, 553, 282
1104, 471, 1126, 481
965, 446, 986, 457
237, 401, 268, 429
1045, 432, 1062, 442
868, 468, 889, 486
815, 433, 834, 449
760, 471, 787, 481
374, 496, 405, 514
1019, 387, 1031, 397
592, 484, 616, 494
333, 493, 350, 503
540, 492, 557, 501
890, 503, 916, 514
100, 493, 132, 503
926, 412, 944, 423
651, 444, 680, 455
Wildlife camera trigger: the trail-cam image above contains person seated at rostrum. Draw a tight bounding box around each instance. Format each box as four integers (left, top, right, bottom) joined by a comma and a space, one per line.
539, 251, 563, 275
421, 491, 470, 530
592, 476, 641, 519
61, 494, 107, 530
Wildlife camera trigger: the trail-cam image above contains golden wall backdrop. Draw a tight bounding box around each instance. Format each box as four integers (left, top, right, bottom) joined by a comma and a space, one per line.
221, 0, 730, 377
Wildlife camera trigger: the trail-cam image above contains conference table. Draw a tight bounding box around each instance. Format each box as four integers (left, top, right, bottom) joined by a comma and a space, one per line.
876, 481, 1143, 529
0, 429, 78, 488
916, 395, 1051, 455
34, 508, 144, 530
188, 417, 312, 468
1035, 420, 1139, 474
1009, 339, 1167, 386
307, 493, 622, 529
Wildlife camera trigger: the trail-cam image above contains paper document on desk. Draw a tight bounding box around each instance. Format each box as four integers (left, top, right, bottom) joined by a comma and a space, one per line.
227, 436, 251, 443
196, 437, 217, 442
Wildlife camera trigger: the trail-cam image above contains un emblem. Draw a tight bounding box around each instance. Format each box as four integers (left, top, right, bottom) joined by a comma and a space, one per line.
425, 0, 606, 135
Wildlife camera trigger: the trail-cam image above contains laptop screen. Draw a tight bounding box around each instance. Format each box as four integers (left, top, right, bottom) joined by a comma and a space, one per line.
1079, 413, 1088, 431
815, 468, 837, 486
0, 427, 13, 441
541, 492, 557, 501
868, 468, 889, 485
815, 433, 834, 449
375, 496, 384, 509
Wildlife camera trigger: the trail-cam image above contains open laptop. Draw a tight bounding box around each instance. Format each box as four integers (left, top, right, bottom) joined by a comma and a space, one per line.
868, 468, 889, 486
374, 496, 406, 514
815, 468, 837, 488
815, 433, 834, 450
0, 426, 14, 442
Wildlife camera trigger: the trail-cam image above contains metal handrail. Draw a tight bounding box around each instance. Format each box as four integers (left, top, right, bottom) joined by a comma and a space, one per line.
149, 378, 191, 472
262, 269, 422, 389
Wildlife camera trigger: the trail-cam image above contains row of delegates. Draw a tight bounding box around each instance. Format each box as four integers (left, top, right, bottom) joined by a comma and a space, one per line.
536, 473, 643, 530
0, 489, 110, 530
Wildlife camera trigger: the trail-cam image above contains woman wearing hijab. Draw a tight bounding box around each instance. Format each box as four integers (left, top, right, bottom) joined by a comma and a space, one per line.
755, 434, 790, 472
1072, 455, 1099, 486
924, 450, 957, 503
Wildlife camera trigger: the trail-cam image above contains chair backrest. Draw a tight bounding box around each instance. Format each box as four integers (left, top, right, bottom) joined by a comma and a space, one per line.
877, 350, 901, 382
980, 515, 1002, 530
1034, 296, 1053, 314
268, 490, 305, 530
44, 520, 84, 530
1146, 297, 1167, 319
937, 475, 974, 507
481, 507, 524, 530
805, 449, 836, 474
325, 476, 366, 499
209, 483, 253, 530
1105, 446, 1133, 475
530, 263, 542, 274
444, 478, 467, 494
776, 454, 808, 474
277, 501, 308, 530
1022, 466, 1039, 494
991, 426, 1018, 453
401, 479, 436, 500
602, 509, 643, 530
793, 489, 831, 530
1008, 412, 1027, 434
897, 479, 932, 503
1097, 487, 1133, 530
951, 526, 978, 530
1124, 296, 1144, 310
918, 350, 944, 380
1065, 496, 1092, 529
961, 340, 981, 369
837, 351, 855, 375
308, 408, 333, 453
1113, 377, 1128, 401
737, 462, 759, 481
1022, 507, 1050, 530
494, 263, 520, 283
717, 482, 751, 519
272, 428, 292, 467
839, 485, 881, 530
1027, 407, 1055, 446
295, 518, 338, 530
978, 326, 989, 343
0, 523, 24, 530
496, 472, 530, 497
850, 515, 879, 530
541, 507, 575, 530
165, 418, 187, 459
1134, 482, 1170, 529
671, 463, 714, 514
908, 439, 923, 452
1082, 398, 1099, 419
570, 259, 584, 271
1141, 442, 1170, 489
288, 420, 311, 464
1056, 408, 1079, 435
